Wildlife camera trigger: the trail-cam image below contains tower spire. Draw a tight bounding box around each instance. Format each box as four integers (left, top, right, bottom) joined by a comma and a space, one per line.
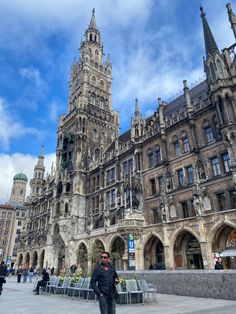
89, 8, 97, 29
135, 97, 140, 116
200, 7, 219, 57
37, 145, 45, 168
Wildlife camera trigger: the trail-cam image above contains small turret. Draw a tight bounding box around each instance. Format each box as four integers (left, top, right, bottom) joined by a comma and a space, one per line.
226, 3, 236, 39
183, 80, 193, 114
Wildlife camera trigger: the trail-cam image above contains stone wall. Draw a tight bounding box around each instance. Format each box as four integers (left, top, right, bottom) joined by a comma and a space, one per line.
118, 270, 236, 300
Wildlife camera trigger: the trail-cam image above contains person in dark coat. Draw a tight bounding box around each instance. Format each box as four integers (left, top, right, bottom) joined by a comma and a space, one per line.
0, 261, 7, 295
17, 266, 23, 283
91, 252, 119, 314
215, 258, 224, 270
33, 269, 50, 295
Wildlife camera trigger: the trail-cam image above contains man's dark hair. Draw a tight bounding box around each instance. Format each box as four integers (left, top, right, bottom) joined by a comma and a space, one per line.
101, 251, 110, 258
1, 261, 5, 265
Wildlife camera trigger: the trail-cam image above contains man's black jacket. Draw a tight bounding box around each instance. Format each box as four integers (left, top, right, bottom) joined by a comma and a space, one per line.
0, 264, 7, 277
90, 263, 118, 298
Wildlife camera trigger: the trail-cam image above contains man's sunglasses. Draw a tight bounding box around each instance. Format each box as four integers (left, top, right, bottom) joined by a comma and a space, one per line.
101, 256, 108, 259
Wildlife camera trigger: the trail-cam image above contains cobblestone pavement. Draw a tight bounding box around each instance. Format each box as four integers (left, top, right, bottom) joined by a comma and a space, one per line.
0, 277, 235, 314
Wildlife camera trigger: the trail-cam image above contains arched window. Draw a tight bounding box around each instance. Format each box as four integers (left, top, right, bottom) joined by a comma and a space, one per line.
65, 203, 69, 214
56, 202, 60, 216
217, 59, 224, 79
181, 131, 190, 153
155, 145, 162, 164
147, 148, 154, 168
203, 120, 214, 144
94, 35, 97, 42
100, 80, 105, 89
172, 136, 180, 157
210, 62, 216, 81
66, 182, 70, 193
89, 48, 92, 54
57, 181, 63, 196
89, 34, 92, 41
91, 93, 96, 106
99, 97, 104, 109
94, 148, 100, 160
95, 49, 99, 56
91, 76, 96, 85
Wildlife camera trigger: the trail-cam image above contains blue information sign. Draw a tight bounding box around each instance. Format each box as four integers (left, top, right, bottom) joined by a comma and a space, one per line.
128, 233, 135, 270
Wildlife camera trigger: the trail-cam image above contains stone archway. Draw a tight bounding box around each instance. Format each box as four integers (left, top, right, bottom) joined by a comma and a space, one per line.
173, 231, 203, 269
24, 252, 30, 266
39, 250, 45, 270
18, 253, 23, 267
52, 223, 66, 274
77, 243, 88, 274
91, 239, 105, 267
144, 235, 165, 270
110, 237, 126, 270
32, 251, 38, 269
212, 224, 236, 269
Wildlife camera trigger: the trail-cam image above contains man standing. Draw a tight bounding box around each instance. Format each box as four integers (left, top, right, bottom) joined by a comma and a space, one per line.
0, 261, 7, 295
91, 252, 119, 314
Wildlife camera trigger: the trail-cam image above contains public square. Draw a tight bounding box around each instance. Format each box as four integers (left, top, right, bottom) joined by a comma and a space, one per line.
0, 277, 236, 314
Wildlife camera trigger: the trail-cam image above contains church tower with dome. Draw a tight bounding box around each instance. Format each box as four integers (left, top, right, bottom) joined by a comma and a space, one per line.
9, 172, 28, 204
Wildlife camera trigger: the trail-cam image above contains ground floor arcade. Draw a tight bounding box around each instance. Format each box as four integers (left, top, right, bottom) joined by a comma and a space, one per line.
16, 212, 236, 273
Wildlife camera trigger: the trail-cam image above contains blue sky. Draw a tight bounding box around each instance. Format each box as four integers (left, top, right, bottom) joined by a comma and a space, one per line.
0, 0, 235, 202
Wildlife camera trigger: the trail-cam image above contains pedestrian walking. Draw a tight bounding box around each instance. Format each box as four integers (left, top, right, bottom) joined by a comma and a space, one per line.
91, 252, 119, 314
29, 267, 34, 283
17, 266, 23, 283
33, 268, 49, 295
23, 265, 29, 282
0, 261, 7, 295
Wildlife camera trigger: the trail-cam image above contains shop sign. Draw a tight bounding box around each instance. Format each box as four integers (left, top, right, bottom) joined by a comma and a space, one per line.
128, 233, 135, 270
226, 240, 236, 248
186, 238, 201, 255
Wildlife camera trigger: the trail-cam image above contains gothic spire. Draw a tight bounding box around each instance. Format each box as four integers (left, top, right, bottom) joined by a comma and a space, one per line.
200, 7, 219, 57
36, 145, 45, 169
89, 8, 97, 29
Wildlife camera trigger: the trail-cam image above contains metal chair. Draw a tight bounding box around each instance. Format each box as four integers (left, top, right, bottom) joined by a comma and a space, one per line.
116, 283, 129, 305
47, 276, 61, 294
56, 277, 72, 295
125, 279, 144, 305
68, 277, 85, 299
81, 277, 95, 301
137, 279, 158, 303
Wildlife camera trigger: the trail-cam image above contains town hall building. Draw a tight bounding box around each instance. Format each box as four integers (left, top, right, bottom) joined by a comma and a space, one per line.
17, 4, 236, 272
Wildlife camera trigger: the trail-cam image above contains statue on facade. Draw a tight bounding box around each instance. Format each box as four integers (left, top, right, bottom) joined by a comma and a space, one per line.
193, 194, 202, 216
166, 169, 173, 192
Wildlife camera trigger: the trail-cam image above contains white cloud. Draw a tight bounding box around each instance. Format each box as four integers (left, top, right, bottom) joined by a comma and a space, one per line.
0, 153, 55, 204
48, 100, 64, 121
0, 98, 42, 151
18, 67, 49, 110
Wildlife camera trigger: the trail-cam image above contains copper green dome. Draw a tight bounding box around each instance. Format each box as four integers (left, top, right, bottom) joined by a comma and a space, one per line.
13, 172, 28, 182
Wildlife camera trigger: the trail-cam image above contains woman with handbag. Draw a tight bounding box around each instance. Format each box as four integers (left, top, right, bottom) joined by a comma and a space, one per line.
0, 261, 7, 295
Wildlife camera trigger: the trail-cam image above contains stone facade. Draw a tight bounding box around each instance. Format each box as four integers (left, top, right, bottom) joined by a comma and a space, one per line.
17, 5, 236, 273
